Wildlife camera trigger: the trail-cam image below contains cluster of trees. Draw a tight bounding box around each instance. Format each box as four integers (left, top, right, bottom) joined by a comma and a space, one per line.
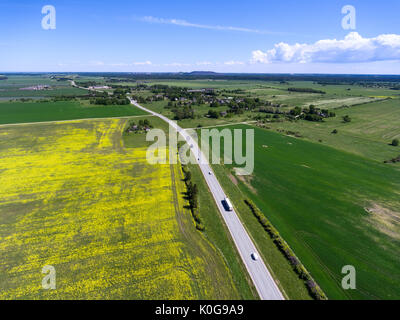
258, 106, 285, 115
21, 96, 80, 104
150, 84, 215, 102
207, 110, 220, 119
172, 106, 195, 120
342, 115, 352, 123
224, 97, 274, 115
0, 76, 8, 80
219, 97, 263, 115
244, 199, 327, 300
130, 95, 147, 104
75, 81, 98, 87
90, 96, 130, 105
90, 89, 130, 106
125, 119, 153, 134
288, 87, 326, 94
182, 166, 204, 231
384, 155, 400, 164
52, 95, 79, 102
289, 105, 336, 122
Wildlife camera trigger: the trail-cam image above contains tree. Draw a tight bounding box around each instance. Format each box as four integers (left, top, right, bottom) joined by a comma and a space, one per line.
207, 110, 219, 119
290, 106, 302, 116
392, 139, 399, 147
332, 129, 338, 134
185, 171, 192, 182
342, 115, 352, 123
192, 184, 198, 197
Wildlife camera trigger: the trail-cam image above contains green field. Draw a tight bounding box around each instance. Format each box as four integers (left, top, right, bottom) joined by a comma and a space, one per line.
210, 124, 400, 300
265, 99, 400, 162
0, 100, 147, 125
0, 76, 87, 97
142, 100, 255, 129
140, 80, 396, 109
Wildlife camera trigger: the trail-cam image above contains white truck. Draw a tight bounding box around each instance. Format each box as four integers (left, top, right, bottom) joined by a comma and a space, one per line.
224, 198, 234, 212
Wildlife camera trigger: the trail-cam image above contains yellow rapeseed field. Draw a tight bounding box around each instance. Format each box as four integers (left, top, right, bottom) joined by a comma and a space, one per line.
0, 119, 238, 299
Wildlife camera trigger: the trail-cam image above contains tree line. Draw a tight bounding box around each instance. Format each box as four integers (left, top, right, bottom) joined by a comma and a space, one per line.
244, 199, 327, 300
182, 165, 204, 231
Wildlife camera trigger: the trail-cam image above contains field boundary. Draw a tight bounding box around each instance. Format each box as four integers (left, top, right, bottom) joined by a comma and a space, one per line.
244, 199, 327, 300
0, 115, 154, 128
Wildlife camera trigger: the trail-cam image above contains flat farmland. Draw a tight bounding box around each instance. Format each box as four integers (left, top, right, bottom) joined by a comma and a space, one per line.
266, 99, 400, 162
0, 119, 239, 299
0, 76, 87, 98
211, 124, 400, 300
0, 100, 148, 125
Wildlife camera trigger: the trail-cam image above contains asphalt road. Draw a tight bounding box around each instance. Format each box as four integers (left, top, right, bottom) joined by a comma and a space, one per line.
129, 98, 285, 300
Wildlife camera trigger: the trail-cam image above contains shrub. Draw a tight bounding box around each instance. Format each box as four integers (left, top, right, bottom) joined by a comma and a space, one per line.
342, 115, 352, 123
392, 139, 399, 147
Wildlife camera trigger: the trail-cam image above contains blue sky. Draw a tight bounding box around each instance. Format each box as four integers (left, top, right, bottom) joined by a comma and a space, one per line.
1, 0, 400, 73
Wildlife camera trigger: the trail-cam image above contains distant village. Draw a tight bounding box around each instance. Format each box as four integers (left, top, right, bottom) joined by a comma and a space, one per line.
19, 85, 52, 91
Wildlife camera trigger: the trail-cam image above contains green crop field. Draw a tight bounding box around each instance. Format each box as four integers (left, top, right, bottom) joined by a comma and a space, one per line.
210, 124, 400, 300
0, 100, 147, 125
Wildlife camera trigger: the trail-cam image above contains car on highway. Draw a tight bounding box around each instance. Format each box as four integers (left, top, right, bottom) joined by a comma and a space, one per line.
251, 253, 259, 261
223, 198, 234, 212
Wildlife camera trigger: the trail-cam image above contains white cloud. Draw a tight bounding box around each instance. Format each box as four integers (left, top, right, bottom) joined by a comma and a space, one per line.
163, 62, 191, 67
110, 63, 130, 67
140, 16, 278, 35
224, 60, 245, 65
132, 61, 152, 66
196, 61, 213, 66
252, 32, 400, 64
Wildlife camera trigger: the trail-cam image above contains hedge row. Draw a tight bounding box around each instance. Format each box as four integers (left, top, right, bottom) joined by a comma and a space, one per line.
244, 199, 327, 300
181, 165, 205, 232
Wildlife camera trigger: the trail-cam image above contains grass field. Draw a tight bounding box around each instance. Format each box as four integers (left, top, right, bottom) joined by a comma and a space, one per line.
0, 76, 86, 97
0, 100, 148, 125
141, 101, 255, 129
210, 124, 400, 300
142, 80, 396, 108
266, 99, 400, 162
0, 119, 240, 299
